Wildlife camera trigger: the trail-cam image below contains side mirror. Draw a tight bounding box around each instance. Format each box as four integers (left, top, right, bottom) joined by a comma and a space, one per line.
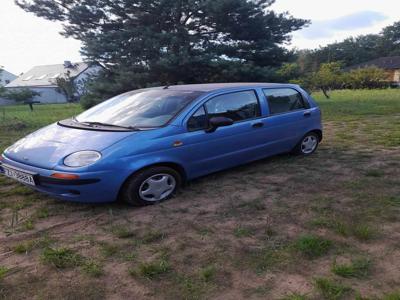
206, 117, 234, 133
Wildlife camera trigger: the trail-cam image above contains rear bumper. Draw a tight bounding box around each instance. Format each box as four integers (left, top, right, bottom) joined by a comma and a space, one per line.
0, 155, 123, 203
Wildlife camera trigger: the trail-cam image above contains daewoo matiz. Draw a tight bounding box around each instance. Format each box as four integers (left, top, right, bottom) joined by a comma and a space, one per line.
0, 83, 322, 206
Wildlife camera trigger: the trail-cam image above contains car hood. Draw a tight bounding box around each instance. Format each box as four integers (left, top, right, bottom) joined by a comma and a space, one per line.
4, 123, 134, 169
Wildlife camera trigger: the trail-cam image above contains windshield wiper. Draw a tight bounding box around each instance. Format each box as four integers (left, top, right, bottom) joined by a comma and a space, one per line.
76, 120, 140, 130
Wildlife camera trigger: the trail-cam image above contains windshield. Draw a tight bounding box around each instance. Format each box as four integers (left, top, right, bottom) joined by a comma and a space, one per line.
75, 89, 203, 128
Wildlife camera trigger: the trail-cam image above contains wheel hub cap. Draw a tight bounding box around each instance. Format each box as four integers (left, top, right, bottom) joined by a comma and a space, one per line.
139, 174, 176, 201
301, 135, 317, 154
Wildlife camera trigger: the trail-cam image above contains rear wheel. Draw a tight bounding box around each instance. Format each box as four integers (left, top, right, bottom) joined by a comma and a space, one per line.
292, 132, 319, 156
120, 166, 182, 206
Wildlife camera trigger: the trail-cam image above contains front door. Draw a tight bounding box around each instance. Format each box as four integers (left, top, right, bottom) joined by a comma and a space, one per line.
179, 90, 267, 178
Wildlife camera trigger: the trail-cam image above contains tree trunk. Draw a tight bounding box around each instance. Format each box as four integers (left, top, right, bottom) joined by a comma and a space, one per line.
321, 88, 330, 99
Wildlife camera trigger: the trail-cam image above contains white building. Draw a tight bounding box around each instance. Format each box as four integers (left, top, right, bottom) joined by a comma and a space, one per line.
0, 69, 17, 86
0, 69, 18, 105
1, 61, 101, 105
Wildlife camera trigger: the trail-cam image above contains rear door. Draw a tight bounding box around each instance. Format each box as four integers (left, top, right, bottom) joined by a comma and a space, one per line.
179, 90, 268, 178
261, 88, 312, 152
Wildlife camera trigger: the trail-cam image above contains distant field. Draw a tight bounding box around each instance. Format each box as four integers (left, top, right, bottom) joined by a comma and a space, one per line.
0, 89, 399, 299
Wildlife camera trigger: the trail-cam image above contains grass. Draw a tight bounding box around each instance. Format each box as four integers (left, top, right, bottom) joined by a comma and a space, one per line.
382, 292, 400, 300
0, 266, 8, 280
294, 235, 332, 259
314, 277, 351, 300
110, 225, 135, 239
199, 265, 217, 282
281, 293, 308, 300
233, 225, 253, 237
1, 89, 400, 298
99, 242, 120, 257
332, 258, 372, 278
81, 260, 104, 277
131, 258, 171, 279
352, 224, 377, 241
13, 236, 53, 254
41, 248, 84, 269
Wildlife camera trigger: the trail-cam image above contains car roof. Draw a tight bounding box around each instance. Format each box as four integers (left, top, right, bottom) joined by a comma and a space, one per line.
157, 82, 297, 93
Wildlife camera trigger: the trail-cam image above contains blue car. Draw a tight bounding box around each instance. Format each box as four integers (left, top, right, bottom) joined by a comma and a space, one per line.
0, 83, 322, 206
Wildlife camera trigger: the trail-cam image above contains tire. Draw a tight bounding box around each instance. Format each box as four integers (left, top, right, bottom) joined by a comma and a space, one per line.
120, 166, 182, 206
292, 132, 320, 156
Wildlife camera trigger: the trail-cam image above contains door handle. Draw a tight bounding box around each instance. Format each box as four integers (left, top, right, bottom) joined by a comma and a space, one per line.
303, 111, 311, 117
252, 122, 264, 128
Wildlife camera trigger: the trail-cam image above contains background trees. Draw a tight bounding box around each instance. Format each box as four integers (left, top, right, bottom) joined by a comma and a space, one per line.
16, 0, 308, 105
297, 21, 400, 73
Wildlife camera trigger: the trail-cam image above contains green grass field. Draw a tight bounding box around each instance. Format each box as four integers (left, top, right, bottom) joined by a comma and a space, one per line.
0, 89, 399, 299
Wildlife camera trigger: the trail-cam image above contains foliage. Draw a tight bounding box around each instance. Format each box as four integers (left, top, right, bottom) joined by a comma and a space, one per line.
277, 63, 302, 81
297, 63, 389, 98
1, 88, 40, 102
54, 71, 77, 102
17, 0, 309, 106
344, 67, 390, 89
296, 20, 400, 72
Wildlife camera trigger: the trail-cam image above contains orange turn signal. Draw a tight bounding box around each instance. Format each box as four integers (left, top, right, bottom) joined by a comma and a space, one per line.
50, 173, 80, 180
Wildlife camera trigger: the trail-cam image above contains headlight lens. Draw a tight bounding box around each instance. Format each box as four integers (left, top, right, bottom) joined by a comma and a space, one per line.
64, 151, 101, 167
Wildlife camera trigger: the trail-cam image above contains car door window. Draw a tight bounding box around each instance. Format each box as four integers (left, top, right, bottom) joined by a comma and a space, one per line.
187, 106, 208, 131
263, 88, 306, 115
205, 90, 260, 122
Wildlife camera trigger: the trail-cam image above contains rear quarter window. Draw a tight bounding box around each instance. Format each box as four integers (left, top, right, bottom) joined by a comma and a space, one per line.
263, 88, 308, 115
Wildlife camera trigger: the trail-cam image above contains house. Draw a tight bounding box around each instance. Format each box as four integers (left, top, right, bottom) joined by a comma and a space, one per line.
2, 61, 101, 105
0, 69, 18, 105
0, 69, 17, 86
347, 56, 400, 85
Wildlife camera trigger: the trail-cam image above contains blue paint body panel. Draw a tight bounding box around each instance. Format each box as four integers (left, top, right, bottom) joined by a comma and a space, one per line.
0, 83, 322, 203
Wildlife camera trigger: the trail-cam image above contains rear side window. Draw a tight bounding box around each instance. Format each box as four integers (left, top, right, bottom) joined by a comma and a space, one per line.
263, 88, 306, 115
205, 90, 260, 122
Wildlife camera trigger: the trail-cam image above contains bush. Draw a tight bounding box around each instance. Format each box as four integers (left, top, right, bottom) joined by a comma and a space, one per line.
344, 67, 389, 89
80, 94, 103, 110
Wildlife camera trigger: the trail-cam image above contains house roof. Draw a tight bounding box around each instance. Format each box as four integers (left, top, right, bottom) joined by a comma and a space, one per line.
0, 69, 17, 84
6, 62, 90, 88
348, 56, 400, 70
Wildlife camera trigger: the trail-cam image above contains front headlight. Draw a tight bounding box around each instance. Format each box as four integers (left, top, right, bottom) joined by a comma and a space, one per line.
64, 151, 101, 167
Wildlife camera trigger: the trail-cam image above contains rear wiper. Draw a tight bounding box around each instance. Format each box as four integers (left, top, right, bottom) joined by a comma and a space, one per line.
78, 121, 140, 131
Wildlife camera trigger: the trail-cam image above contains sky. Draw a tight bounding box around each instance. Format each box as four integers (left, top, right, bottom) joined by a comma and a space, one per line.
0, 0, 399, 75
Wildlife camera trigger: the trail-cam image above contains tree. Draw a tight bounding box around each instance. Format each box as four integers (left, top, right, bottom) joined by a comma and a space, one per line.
277, 62, 302, 81
301, 62, 344, 98
381, 21, 400, 56
344, 67, 389, 89
295, 20, 400, 72
2, 88, 41, 110
54, 71, 77, 102
16, 0, 309, 106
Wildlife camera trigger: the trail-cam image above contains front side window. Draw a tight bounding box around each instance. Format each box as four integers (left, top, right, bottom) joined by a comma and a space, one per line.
187, 106, 207, 131
76, 89, 203, 128
263, 88, 306, 115
205, 90, 260, 122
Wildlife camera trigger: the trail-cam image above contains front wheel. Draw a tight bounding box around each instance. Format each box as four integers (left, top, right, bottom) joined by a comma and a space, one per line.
292, 132, 320, 156
120, 166, 182, 206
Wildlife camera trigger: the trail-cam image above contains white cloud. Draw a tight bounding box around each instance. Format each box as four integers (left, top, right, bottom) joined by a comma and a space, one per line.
272, 0, 400, 49
0, 0, 82, 75
301, 11, 387, 39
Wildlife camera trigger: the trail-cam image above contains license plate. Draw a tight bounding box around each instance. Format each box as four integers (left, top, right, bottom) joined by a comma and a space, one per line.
2, 166, 36, 186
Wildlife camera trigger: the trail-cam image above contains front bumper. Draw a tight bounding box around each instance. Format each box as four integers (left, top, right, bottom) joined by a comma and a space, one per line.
0, 155, 123, 203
